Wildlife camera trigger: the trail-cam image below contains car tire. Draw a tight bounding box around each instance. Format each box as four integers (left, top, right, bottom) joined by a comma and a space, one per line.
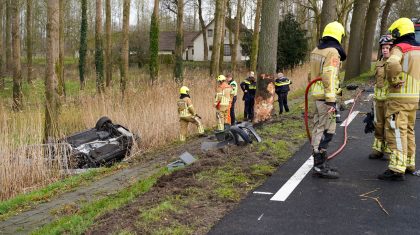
95, 116, 113, 131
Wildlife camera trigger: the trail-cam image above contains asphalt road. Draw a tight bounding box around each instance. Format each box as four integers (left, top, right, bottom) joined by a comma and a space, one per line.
209, 92, 420, 235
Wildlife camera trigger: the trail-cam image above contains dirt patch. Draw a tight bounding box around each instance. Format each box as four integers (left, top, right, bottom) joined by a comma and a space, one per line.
85, 111, 307, 235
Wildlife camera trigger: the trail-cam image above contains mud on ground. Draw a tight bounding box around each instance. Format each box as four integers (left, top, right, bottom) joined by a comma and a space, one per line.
85, 111, 307, 235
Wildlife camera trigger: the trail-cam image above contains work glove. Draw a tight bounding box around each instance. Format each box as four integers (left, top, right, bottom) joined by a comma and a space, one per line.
363, 110, 375, 134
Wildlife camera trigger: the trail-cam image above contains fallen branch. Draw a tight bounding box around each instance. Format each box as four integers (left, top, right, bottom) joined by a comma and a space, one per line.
359, 188, 389, 216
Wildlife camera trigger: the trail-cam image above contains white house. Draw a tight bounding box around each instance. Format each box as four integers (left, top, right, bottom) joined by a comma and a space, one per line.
158, 18, 249, 62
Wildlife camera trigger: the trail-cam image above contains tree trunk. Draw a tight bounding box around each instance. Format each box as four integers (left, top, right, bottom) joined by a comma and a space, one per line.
218, 3, 226, 74
5, 0, 11, 75
249, 0, 261, 72
105, 0, 112, 87
254, 0, 280, 123
231, 0, 241, 77
44, 0, 61, 142
121, 0, 130, 93
58, 0, 65, 96
149, 0, 159, 83
79, 0, 88, 90
11, 0, 22, 111
360, 0, 381, 73
95, 0, 105, 93
26, 0, 33, 84
197, 0, 208, 61
320, 0, 337, 33
210, 0, 225, 77
344, 0, 369, 80
0, 1, 4, 90
174, 0, 184, 84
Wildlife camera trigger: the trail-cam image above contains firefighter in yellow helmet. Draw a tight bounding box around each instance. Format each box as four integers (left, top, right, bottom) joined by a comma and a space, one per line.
308, 21, 346, 179
369, 35, 393, 160
214, 75, 233, 131
378, 18, 420, 181
177, 86, 205, 142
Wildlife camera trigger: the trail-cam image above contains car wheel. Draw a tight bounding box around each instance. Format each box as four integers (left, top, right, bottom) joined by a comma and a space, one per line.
95, 116, 113, 131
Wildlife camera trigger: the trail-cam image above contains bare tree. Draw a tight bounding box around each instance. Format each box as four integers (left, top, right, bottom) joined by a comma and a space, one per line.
254, 0, 280, 123
149, 0, 159, 83
5, 0, 11, 74
58, 0, 65, 96
210, 0, 226, 77
11, 0, 22, 111
95, 0, 105, 93
0, 1, 4, 89
218, 1, 227, 74
344, 0, 369, 80
105, 0, 112, 87
320, 0, 337, 32
44, 0, 61, 142
174, 0, 184, 84
231, 0, 241, 76
79, 0, 88, 90
250, 0, 262, 72
121, 0, 130, 93
197, 0, 208, 61
360, 0, 381, 73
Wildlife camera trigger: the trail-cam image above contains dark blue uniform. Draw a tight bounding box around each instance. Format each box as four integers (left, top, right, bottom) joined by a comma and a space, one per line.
240, 78, 257, 120
274, 77, 292, 114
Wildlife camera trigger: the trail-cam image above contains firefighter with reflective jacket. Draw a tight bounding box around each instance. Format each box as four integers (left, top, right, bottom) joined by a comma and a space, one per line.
240, 71, 257, 121
275, 72, 292, 114
227, 73, 238, 125
369, 35, 393, 160
378, 18, 420, 181
177, 86, 205, 141
214, 75, 233, 131
308, 21, 346, 179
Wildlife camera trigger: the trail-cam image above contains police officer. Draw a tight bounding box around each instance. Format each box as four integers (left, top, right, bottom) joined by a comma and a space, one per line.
378, 18, 420, 181
309, 21, 346, 179
177, 86, 205, 142
214, 75, 233, 131
369, 35, 393, 160
275, 72, 292, 114
240, 71, 257, 121
227, 73, 238, 125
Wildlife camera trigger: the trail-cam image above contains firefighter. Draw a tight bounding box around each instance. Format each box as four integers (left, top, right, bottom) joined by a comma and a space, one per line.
275, 72, 292, 114
378, 18, 420, 181
308, 21, 346, 179
177, 86, 205, 142
227, 73, 238, 125
214, 75, 233, 131
369, 35, 393, 160
240, 71, 257, 121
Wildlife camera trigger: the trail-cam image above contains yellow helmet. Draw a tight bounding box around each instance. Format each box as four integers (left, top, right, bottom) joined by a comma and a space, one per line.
322, 21, 345, 43
388, 18, 415, 38
216, 75, 226, 82
179, 86, 189, 95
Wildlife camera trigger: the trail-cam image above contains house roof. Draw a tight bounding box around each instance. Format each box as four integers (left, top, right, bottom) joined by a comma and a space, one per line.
191, 17, 250, 41
159, 31, 200, 51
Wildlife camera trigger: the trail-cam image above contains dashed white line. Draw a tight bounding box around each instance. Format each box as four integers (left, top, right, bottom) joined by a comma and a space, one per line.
257, 213, 264, 220
270, 156, 314, 202
340, 111, 360, 127
253, 191, 273, 195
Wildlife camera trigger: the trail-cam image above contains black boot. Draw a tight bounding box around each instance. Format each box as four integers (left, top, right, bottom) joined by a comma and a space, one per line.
378, 169, 405, 181
321, 151, 338, 172
312, 152, 340, 179
368, 150, 384, 160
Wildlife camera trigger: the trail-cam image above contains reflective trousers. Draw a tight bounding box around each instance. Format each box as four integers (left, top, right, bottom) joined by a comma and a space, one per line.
312, 101, 336, 152
179, 116, 204, 141
372, 100, 390, 154
385, 100, 417, 173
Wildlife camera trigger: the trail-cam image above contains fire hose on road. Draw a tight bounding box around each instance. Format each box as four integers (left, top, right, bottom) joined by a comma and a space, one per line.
304, 78, 363, 160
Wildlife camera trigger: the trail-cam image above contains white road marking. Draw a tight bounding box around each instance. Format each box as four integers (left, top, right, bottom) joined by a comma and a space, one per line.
258, 213, 264, 220
253, 191, 273, 195
340, 111, 360, 127
270, 156, 314, 202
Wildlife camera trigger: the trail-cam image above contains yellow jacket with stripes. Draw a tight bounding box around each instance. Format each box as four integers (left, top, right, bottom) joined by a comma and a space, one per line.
177, 97, 196, 118
386, 45, 420, 104
308, 47, 342, 103
374, 59, 388, 101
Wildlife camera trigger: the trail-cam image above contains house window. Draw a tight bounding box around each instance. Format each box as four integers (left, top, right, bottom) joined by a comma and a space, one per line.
209, 45, 213, 51
224, 44, 231, 56
192, 49, 194, 55
208, 29, 213, 37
